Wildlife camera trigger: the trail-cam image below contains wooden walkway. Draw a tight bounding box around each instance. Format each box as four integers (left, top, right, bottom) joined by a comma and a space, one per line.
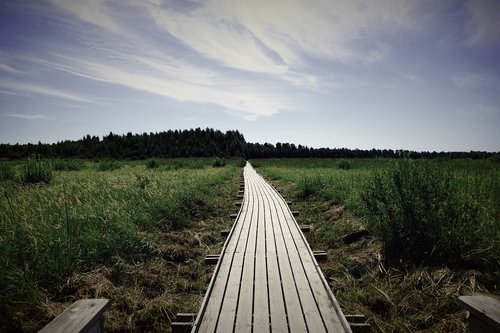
192, 163, 352, 332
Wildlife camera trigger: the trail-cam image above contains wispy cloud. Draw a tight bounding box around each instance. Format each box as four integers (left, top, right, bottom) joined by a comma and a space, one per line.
48, 0, 123, 34
0, 80, 91, 103
465, 0, 500, 47
143, 0, 421, 72
4, 113, 47, 120
0, 63, 23, 74
452, 73, 499, 89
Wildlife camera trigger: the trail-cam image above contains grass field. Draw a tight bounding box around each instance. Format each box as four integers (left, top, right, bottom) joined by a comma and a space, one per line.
1, 156, 498, 332
252, 157, 499, 332
0, 158, 242, 332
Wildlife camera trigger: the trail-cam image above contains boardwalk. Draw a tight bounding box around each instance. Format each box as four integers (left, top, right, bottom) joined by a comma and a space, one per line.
192, 163, 351, 332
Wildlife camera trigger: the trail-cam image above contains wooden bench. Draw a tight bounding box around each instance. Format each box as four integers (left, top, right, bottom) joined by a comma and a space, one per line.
39, 299, 110, 333
458, 295, 500, 333
192, 163, 352, 332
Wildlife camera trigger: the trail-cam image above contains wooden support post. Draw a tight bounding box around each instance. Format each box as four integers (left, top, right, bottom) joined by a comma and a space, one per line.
299, 225, 311, 233
205, 255, 220, 265
172, 313, 197, 333
458, 295, 500, 333
229, 213, 238, 219
39, 299, 110, 333
313, 251, 327, 262
221, 229, 230, 237
291, 211, 300, 217
345, 314, 370, 332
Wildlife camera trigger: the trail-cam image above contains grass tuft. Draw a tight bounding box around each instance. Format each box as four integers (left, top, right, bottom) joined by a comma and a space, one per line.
146, 158, 160, 169
22, 156, 53, 184
337, 159, 352, 170
98, 159, 122, 171
212, 157, 226, 168
52, 159, 86, 171
362, 159, 499, 269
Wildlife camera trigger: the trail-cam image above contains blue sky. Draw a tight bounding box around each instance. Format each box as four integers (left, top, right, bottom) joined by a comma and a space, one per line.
1, 0, 499, 151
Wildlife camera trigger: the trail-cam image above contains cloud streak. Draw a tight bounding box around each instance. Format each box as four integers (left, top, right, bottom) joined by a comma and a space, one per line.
0, 80, 91, 103
5, 113, 47, 120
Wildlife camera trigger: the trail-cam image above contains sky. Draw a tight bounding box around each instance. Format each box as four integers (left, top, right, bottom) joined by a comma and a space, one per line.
1, 0, 499, 152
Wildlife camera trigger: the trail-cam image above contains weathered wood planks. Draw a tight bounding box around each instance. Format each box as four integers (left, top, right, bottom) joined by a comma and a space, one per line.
192, 163, 351, 332
39, 299, 110, 333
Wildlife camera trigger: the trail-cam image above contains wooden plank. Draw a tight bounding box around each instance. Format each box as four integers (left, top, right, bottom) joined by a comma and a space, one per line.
235, 184, 258, 332
267, 194, 307, 332
274, 199, 349, 332
216, 252, 245, 332
253, 184, 270, 332
458, 295, 500, 331
271, 197, 327, 332
262, 188, 289, 332
196, 253, 235, 332
39, 299, 110, 333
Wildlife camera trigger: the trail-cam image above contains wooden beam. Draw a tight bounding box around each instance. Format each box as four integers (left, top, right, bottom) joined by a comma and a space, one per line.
235, 202, 242, 207
345, 315, 366, 323
291, 211, 300, 217
236, 194, 244, 199
286, 201, 292, 205
39, 299, 110, 333
221, 229, 230, 237
229, 213, 238, 219
349, 323, 371, 333
205, 255, 220, 265
458, 295, 500, 333
313, 251, 327, 262
175, 313, 197, 322
299, 225, 311, 233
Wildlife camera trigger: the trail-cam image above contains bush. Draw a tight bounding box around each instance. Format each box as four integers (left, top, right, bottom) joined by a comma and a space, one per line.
146, 158, 160, 169
98, 160, 122, 171
52, 159, 85, 171
337, 159, 352, 170
22, 156, 53, 184
0, 164, 16, 181
362, 159, 498, 268
297, 176, 323, 198
212, 157, 226, 168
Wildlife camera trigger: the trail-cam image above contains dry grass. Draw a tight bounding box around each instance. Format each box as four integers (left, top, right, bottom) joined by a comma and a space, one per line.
1, 159, 240, 332
266, 176, 498, 332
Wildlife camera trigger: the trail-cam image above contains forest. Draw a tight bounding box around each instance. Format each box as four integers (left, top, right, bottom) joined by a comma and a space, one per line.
0, 128, 497, 160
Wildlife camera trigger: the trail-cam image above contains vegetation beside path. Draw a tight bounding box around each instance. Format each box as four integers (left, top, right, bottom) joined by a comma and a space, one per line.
0, 158, 243, 332
253, 157, 499, 332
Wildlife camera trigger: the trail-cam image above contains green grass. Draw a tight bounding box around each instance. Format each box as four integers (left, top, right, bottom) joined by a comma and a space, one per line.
22, 156, 53, 184
253, 157, 499, 269
52, 158, 86, 171
0, 158, 242, 331
252, 157, 499, 332
363, 159, 499, 268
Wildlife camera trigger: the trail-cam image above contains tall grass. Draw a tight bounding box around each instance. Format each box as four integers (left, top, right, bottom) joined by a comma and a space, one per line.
22, 156, 53, 184
363, 159, 499, 268
253, 158, 499, 269
0, 163, 16, 181
0, 159, 238, 329
52, 158, 86, 171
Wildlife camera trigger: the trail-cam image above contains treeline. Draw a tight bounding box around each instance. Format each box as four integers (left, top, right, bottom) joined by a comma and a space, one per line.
0, 128, 497, 160
246, 142, 497, 159
0, 128, 246, 159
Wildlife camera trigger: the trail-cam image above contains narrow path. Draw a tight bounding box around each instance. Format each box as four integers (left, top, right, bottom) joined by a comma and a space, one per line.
192, 163, 351, 332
